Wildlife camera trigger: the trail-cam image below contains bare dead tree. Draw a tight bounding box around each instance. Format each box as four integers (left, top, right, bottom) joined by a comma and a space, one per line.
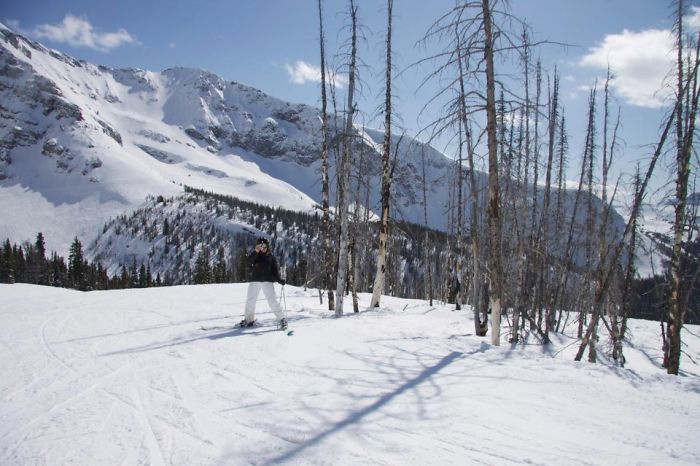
335, 0, 359, 317
457, 36, 489, 335
415, 0, 542, 345
614, 166, 643, 367
540, 67, 560, 343
370, 0, 395, 308
419, 144, 435, 305
553, 111, 569, 332
665, 0, 700, 374
348, 121, 371, 313
553, 89, 595, 337
530, 60, 543, 331
572, 83, 598, 341
586, 68, 621, 362
573, 48, 697, 363
510, 28, 535, 344
454, 33, 466, 312
481, 0, 504, 345
326, 61, 342, 310
317, 0, 334, 311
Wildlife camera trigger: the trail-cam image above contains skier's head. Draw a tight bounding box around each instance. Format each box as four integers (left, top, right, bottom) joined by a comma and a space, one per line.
256, 237, 270, 251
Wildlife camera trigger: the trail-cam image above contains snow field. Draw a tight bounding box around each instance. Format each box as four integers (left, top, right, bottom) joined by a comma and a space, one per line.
1, 283, 699, 465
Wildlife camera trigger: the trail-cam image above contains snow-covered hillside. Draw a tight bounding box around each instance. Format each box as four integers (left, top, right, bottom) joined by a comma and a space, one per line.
1, 22, 627, 266
0, 24, 319, 254
604, 182, 700, 277
0, 23, 462, 255
1, 283, 699, 465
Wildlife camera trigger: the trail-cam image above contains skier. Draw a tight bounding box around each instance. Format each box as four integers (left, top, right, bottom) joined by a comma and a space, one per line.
240, 237, 287, 330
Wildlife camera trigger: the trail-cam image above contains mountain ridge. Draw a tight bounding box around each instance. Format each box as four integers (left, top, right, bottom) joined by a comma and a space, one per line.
0, 24, 632, 281
0, 23, 480, 255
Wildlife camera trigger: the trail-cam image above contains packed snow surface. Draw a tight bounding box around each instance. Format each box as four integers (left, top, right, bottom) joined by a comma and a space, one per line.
1, 283, 699, 465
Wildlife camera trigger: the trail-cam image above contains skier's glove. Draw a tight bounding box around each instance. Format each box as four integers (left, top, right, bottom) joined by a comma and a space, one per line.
278, 279, 286, 286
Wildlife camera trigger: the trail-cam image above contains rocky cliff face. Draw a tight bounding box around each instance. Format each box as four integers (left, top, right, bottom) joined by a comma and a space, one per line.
157, 69, 325, 166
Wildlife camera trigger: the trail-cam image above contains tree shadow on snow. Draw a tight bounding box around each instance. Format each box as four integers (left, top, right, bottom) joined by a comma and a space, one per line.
99, 325, 278, 356
253, 348, 466, 465
54, 313, 236, 344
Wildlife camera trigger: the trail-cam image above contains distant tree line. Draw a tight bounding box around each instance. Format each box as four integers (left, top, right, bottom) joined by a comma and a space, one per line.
128, 187, 458, 299
0, 188, 459, 299
631, 233, 700, 325
3, 191, 696, 328
0, 233, 164, 290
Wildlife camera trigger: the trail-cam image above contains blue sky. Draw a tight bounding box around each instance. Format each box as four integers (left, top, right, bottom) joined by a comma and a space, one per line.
4, 0, 699, 195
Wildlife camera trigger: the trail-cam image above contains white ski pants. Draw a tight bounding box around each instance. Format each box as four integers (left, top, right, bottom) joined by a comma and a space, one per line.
244, 281, 285, 322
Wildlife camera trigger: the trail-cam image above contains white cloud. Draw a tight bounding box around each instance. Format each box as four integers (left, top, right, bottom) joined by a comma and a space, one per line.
579, 28, 674, 108
4, 19, 37, 38
31, 14, 138, 52
285, 60, 321, 85
684, 6, 700, 31
4, 20, 22, 33
284, 60, 347, 88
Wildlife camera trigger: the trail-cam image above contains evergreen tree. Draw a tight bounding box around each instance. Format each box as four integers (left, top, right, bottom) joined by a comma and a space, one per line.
68, 237, 86, 290
35, 232, 46, 259
194, 248, 212, 284
129, 259, 139, 288
13, 244, 27, 283
34, 232, 48, 285
49, 251, 67, 287
1, 239, 14, 283
120, 265, 130, 288
213, 245, 228, 283
235, 249, 250, 282
138, 264, 148, 288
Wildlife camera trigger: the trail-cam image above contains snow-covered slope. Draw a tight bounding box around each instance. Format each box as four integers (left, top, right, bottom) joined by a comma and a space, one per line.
0, 23, 468, 255
1, 283, 699, 465
605, 182, 700, 277
0, 25, 321, 253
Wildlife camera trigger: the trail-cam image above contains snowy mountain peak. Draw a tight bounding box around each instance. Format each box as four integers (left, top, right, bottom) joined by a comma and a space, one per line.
0, 28, 327, 252
0, 25, 627, 279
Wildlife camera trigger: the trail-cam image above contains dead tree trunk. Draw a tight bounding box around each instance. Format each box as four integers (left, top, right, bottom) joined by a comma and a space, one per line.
541, 68, 560, 343
666, 0, 700, 374
370, 0, 394, 308
420, 145, 434, 306
574, 65, 686, 362
615, 166, 642, 366
482, 0, 503, 346
335, 0, 359, 317
553, 112, 569, 332
456, 40, 487, 335
317, 0, 334, 311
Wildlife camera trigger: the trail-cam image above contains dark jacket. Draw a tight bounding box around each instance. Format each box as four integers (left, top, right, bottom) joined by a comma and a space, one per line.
249, 250, 282, 283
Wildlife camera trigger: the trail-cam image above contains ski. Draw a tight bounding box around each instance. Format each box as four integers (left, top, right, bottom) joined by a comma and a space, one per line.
199, 320, 294, 334
200, 325, 237, 331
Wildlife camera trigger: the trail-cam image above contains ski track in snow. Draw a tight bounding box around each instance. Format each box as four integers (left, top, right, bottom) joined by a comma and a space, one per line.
1, 283, 699, 465
129, 384, 167, 466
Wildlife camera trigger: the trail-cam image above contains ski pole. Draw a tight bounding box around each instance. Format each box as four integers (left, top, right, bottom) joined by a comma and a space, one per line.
281, 283, 288, 320
280, 264, 288, 320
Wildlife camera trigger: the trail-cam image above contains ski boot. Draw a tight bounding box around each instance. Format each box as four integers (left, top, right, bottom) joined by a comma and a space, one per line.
238, 319, 257, 328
